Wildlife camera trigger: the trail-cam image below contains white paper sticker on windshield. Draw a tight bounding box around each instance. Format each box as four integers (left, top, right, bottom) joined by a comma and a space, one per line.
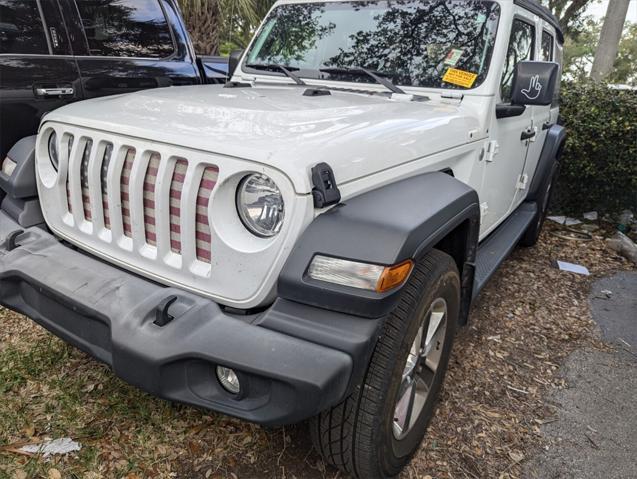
443, 48, 464, 66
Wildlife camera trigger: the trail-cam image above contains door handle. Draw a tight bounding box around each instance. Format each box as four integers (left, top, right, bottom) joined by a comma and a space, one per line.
35, 87, 74, 97
521, 128, 537, 141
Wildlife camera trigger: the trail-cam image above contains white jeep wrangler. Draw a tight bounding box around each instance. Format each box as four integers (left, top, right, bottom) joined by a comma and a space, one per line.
0, 0, 566, 477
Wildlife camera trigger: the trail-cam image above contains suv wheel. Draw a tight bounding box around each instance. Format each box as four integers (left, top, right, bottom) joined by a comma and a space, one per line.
310, 249, 460, 479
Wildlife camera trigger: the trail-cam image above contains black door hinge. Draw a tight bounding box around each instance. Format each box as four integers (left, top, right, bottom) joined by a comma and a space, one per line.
311, 163, 341, 209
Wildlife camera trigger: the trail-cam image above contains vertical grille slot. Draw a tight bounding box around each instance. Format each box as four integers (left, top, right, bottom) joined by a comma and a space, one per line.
143, 153, 161, 246
195, 166, 219, 263
169, 159, 188, 254
65, 135, 75, 213
120, 148, 136, 238
101, 143, 113, 229
80, 139, 93, 221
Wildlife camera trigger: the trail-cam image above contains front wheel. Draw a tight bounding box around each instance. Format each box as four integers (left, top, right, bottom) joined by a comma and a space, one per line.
310, 249, 460, 479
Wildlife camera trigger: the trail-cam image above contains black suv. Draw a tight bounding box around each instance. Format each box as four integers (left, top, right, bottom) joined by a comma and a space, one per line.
0, 0, 227, 160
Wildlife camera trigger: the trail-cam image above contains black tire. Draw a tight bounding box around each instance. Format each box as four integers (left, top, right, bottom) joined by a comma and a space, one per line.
519, 162, 559, 247
310, 249, 460, 479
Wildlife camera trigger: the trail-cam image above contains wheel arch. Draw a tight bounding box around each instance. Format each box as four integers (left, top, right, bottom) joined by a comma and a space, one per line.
278, 172, 480, 321
0, 135, 44, 228
527, 124, 567, 202
429, 216, 478, 326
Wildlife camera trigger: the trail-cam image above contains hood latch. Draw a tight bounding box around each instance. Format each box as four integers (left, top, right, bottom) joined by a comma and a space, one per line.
311, 163, 341, 209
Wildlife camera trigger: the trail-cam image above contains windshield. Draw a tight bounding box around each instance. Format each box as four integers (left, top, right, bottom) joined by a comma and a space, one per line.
245, 0, 501, 90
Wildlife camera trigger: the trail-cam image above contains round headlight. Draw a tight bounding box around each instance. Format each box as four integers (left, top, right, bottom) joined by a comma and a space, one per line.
237, 174, 285, 237
48, 131, 59, 171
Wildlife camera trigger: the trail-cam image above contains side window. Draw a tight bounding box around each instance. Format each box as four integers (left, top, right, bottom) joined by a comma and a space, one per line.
73, 0, 174, 58
0, 0, 49, 55
541, 31, 554, 61
500, 19, 535, 103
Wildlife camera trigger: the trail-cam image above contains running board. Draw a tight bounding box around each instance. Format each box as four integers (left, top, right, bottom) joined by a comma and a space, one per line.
472, 202, 537, 299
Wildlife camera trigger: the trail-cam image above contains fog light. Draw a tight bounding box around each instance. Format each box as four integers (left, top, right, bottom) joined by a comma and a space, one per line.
1, 157, 16, 177
216, 366, 241, 394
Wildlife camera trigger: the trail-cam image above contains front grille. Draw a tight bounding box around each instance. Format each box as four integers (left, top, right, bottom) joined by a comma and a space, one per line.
63, 136, 218, 266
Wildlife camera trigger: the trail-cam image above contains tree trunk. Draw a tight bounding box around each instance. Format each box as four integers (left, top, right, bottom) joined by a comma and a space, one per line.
590, 0, 630, 82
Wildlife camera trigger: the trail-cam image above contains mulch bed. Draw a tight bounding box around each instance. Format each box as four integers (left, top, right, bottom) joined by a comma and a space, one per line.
0, 222, 634, 479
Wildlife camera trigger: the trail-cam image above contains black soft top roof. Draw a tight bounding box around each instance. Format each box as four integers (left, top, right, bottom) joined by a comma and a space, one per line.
514, 0, 565, 44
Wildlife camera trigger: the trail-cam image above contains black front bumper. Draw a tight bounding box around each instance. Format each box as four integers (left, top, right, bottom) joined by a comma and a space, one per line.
0, 211, 382, 426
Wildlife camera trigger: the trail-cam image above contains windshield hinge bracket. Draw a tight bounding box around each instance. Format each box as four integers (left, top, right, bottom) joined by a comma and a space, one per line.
311, 163, 341, 209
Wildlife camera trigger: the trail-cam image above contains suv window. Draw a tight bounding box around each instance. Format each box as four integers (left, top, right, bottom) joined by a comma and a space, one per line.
74, 0, 174, 58
541, 30, 554, 61
0, 0, 49, 55
500, 18, 535, 103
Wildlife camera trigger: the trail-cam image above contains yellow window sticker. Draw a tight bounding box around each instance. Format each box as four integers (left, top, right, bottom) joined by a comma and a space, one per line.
443, 68, 478, 88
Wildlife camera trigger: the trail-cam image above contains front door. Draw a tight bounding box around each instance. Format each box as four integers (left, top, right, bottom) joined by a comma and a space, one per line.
480, 12, 537, 236
0, 0, 81, 159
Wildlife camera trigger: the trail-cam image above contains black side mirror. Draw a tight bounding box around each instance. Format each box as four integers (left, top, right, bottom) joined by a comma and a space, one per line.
228, 49, 244, 78
511, 61, 559, 106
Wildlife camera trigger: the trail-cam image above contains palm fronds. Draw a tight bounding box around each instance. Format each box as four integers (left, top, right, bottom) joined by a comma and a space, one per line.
177, 0, 276, 54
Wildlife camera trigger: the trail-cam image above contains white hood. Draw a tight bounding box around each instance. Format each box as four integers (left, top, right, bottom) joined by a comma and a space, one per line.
45, 84, 481, 193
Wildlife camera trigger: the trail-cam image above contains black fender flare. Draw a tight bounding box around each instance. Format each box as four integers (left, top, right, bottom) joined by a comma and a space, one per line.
0, 135, 44, 228
527, 124, 566, 201
278, 172, 480, 319
0, 135, 38, 199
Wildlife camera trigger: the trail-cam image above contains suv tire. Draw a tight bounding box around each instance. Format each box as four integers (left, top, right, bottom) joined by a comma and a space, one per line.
310, 249, 460, 479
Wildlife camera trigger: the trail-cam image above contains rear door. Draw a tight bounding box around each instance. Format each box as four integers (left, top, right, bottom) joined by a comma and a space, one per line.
58, 0, 200, 100
0, 0, 81, 159
521, 26, 559, 186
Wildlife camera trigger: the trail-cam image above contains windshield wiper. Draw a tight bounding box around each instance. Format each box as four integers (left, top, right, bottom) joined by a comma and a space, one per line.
319, 66, 406, 95
245, 63, 307, 86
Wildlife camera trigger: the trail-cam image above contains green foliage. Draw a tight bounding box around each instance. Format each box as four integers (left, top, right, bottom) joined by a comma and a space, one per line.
563, 19, 637, 85
562, 17, 599, 81
554, 81, 637, 214
609, 23, 637, 85
178, 0, 276, 54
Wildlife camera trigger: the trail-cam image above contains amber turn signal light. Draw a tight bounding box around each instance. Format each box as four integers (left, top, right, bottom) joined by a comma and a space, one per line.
376, 260, 414, 293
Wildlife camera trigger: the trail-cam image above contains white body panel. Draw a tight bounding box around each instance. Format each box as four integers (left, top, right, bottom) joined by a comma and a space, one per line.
34, 0, 560, 308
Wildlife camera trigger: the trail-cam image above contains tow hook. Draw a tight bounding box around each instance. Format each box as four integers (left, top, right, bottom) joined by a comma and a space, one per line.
3, 229, 24, 252
154, 295, 179, 327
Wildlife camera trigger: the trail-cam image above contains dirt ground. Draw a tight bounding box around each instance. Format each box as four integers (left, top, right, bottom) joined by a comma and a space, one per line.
0, 223, 635, 479
523, 272, 637, 479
